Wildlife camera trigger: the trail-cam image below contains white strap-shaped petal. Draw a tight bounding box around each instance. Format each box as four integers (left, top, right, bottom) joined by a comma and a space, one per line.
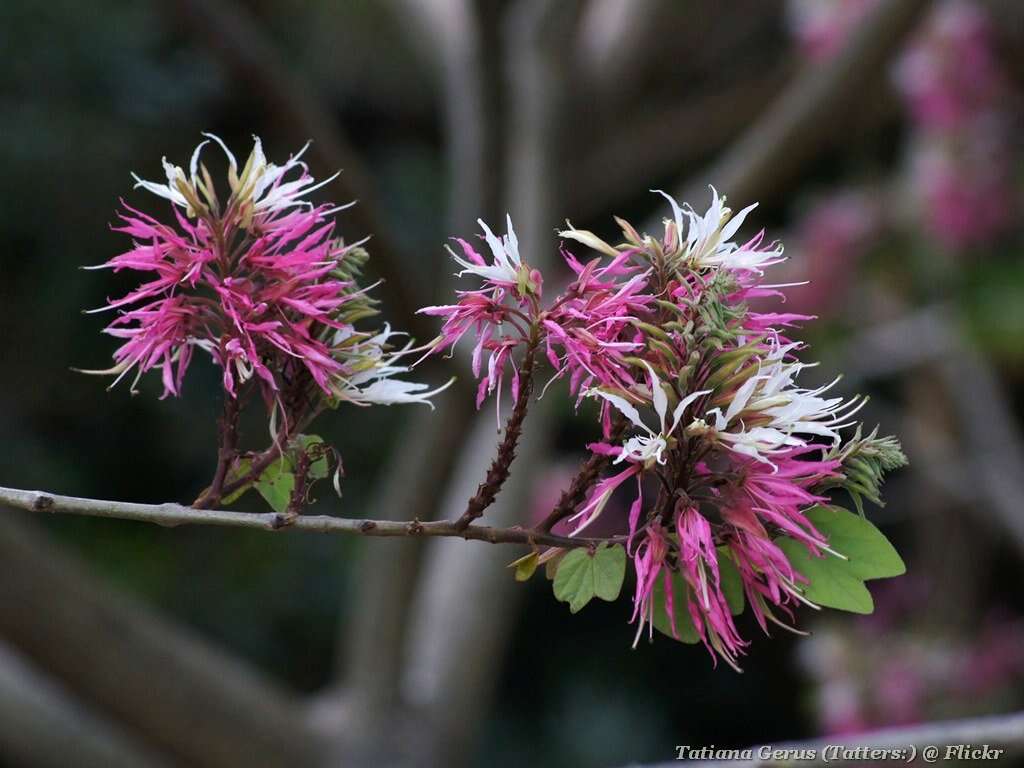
639, 361, 668, 432
719, 201, 758, 243
724, 373, 762, 424
585, 388, 652, 435
202, 132, 237, 174
652, 189, 686, 246
670, 389, 711, 433
188, 140, 210, 182
478, 218, 518, 273
503, 214, 520, 263
558, 223, 619, 257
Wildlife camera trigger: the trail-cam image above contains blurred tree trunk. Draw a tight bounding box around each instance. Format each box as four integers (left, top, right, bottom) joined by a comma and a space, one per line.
0, 514, 324, 768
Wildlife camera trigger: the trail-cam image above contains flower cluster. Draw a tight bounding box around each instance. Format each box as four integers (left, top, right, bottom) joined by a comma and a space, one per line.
422, 188, 905, 669
86, 134, 444, 411
789, 0, 1016, 251
86, 135, 447, 508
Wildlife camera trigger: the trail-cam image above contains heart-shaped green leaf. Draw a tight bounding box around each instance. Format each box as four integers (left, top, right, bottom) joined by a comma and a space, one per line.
293, 434, 329, 480
553, 544, 626, 613
777, 537, 874, 614
256, 460, 295, 514
805, 505, 905, 580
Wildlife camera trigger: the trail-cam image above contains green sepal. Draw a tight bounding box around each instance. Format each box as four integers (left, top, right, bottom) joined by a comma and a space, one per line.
508, 552, 540, 582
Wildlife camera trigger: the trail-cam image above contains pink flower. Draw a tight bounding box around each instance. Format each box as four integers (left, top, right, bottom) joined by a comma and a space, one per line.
894, 1, 1015, 249
418, 216, 543, 414
630, 523, 672, 645
787, 0, 879, 61
894, 1, 1004, 132
86, 135, 441, 411
782, 192, 879, 316
86, 138, 354, 401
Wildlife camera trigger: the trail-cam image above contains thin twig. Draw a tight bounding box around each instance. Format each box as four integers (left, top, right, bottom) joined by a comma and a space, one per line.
194, 392, 241, 509
455, 333, 540, 530
0, 486, 616, 550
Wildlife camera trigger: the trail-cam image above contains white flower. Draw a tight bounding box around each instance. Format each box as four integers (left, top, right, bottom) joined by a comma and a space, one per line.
652, 187, 784, 273
701, 341, 864, 465
587, 362, 710, 467
347, 375, 453, 408
132, 134, 345, 222
557, 222, 620, 257
332, 324, 453, 408
447, 215, 524, 285
132, 140, 208, 216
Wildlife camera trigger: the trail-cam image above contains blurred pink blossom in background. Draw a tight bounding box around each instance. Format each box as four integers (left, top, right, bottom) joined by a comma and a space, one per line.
894, 0, 1016, 249
787, 0, 879, 61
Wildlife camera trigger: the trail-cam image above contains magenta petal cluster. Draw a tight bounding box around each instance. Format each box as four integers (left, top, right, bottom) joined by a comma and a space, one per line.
86, 135, 443, 411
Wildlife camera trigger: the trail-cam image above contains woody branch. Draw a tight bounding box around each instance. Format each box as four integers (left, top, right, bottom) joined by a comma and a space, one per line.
0, 486, 618, 550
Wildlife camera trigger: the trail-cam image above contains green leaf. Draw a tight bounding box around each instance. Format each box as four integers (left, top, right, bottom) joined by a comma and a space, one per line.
553, 544, 626, 613
256, 460, 295, 514
650, 571, 700, 644
717, 546, 745, 616
777, 538, 874, 614
221, 458, 253, 505
806, 505, 905, 580
294, 434, 329, 480
509, 552, 539, 582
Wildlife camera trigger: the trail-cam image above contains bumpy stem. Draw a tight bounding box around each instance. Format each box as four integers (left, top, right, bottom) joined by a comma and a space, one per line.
215, 399, 325, 502
454, 332, 540, 531
535, 414, 628, 533
194, 393, 241, 509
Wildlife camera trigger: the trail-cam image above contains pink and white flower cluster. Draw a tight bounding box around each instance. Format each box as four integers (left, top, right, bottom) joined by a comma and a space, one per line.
894, 1, 1014, 249
87, 135, 445, 414
422, 188, 895, 669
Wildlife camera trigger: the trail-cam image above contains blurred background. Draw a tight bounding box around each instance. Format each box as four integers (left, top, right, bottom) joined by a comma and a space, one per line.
1, 0, 1023, 766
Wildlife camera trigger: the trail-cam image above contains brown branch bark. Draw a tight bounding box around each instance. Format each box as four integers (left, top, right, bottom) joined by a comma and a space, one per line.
194, 390, 241, 509
537, 414, 628, 533
456, 333, 539, 530
0, 486, 617, 550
